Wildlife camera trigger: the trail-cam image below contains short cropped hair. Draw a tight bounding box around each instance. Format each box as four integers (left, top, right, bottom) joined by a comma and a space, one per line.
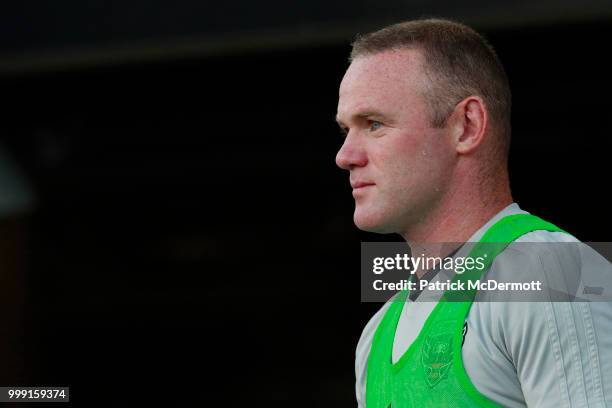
350, 18, 512, 156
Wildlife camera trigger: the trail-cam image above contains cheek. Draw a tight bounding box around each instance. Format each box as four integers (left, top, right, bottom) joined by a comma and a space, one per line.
376, 134, 425, 177
376, 131, 453, 193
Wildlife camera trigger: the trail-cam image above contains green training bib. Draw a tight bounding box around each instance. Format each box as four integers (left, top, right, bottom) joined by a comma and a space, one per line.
365, 214, 567, 407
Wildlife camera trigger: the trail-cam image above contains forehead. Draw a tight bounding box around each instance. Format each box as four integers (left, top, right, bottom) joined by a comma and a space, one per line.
337, 48, 426, 120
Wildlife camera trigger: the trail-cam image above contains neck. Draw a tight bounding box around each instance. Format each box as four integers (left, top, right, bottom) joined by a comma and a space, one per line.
399, 175, 513, 252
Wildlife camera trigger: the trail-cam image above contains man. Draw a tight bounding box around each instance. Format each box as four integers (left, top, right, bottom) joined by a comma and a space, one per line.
335, 19, 612, 407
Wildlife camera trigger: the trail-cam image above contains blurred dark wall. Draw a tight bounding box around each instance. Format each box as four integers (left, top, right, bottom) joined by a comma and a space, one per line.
0, 15, 610, 406
2, 0, 612, 74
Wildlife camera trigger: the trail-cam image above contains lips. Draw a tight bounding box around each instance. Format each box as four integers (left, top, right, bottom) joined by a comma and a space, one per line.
351, 181, 375, 189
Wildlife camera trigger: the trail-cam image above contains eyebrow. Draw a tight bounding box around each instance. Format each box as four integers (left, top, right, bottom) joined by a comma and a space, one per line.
335, 117, 347, 129
335, 110, 393, 128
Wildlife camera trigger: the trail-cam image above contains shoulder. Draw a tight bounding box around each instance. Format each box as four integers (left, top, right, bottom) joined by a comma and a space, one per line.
488, 229, 579, 284
485, 229, 610, 302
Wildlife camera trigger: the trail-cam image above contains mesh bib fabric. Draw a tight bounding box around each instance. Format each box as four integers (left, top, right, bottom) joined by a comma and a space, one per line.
365, 214, 567, 407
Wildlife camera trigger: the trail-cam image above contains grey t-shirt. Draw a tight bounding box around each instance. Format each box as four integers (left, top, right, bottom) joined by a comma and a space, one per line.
356, 203, 612, 407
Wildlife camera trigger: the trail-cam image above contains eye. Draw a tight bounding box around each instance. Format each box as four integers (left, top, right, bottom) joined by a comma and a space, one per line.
369, 121, 382, 131
339, 127, 349, 138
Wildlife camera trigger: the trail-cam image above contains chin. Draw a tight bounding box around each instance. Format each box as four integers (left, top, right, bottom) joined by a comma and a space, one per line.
353, 209, 395, 234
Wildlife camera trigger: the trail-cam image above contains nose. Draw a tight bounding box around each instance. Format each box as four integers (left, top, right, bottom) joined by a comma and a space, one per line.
336, 133, 368, 170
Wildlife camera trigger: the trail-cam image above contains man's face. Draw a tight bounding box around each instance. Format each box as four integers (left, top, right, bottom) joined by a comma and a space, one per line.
335, 49, 456, 234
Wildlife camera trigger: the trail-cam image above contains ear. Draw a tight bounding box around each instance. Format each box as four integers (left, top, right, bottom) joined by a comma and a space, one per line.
447, 96, 488, 155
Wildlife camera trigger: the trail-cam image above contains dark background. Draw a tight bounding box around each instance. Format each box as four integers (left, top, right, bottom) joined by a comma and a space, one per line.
0, 1, 610, 406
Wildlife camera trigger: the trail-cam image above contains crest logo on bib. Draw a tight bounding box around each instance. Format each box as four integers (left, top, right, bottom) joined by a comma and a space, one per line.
421, 324, 454, 387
